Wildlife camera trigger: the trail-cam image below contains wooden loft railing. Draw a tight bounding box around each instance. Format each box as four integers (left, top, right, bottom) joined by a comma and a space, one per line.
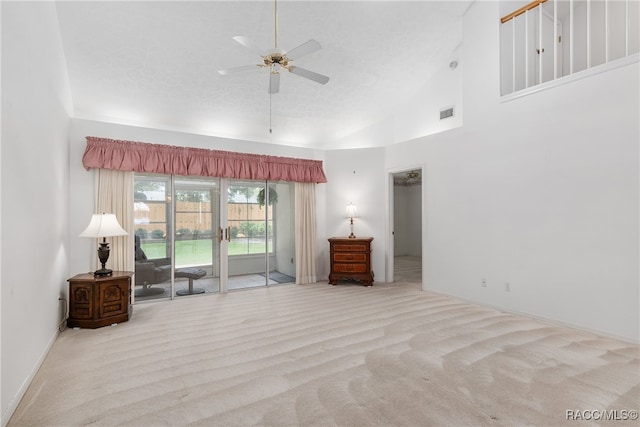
499, 0, 639, 96
501, 0, 548, 24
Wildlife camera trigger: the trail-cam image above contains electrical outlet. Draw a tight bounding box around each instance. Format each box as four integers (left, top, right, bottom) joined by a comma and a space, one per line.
481, 278, 487, 287
504, 282, 511, 292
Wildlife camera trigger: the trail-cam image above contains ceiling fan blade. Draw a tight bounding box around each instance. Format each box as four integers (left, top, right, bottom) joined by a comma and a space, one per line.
269, 71, 280, 94
285, 39, 322, 60
288, 66, 329, 85
218, 64, 261, 76
232, 36, 267, 57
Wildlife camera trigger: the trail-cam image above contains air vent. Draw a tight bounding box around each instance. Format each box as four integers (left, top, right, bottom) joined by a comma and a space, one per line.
440, 107, 454, 120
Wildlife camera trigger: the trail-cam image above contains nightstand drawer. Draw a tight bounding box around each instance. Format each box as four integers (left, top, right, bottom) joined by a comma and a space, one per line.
332, 243, 368, 252
334, 263, 368, 273
333, 253, 367, 262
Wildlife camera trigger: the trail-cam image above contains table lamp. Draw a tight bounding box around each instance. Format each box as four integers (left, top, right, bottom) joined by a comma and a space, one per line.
80, 213, 128, 276
346, 203, 359, 239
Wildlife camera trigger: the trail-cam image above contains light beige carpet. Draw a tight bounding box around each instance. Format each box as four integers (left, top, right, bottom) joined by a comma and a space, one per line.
9, 280, 639, 427
393, 256, 422, 283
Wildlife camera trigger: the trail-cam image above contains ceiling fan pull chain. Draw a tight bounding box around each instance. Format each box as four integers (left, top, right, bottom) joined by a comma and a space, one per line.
269, 92, 273, 134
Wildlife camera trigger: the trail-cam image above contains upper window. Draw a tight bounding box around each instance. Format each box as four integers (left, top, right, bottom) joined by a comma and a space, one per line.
500, 0, 639, 96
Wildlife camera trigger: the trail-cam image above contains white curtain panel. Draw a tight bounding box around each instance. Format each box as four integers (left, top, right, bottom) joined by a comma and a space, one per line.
294, 182, 317, 284
93, 168, 134, 273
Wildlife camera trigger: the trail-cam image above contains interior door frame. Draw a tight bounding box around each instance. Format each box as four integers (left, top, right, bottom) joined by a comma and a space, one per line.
386, 164, 425, 288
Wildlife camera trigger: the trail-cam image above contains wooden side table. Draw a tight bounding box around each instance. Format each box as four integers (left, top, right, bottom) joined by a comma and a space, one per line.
328, 237, 374, 286
67, 271, 133, 329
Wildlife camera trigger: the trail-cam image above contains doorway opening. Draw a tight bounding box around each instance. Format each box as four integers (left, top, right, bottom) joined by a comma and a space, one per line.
391, 168, 423, 286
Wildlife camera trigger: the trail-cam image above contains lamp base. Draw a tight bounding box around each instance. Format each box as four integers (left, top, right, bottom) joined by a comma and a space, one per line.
348, 233, 356, 239
95, 241, 112, 276
93, 268, 113, 277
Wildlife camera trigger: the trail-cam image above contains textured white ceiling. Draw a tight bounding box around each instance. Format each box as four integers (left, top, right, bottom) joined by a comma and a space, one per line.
55, 1, 471, 149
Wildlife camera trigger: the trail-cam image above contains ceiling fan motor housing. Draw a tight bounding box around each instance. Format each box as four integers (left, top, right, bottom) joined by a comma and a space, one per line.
263, 50, 289, 69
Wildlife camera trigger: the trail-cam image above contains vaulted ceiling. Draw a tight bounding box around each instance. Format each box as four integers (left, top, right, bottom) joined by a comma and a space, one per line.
55, 1, 472, 149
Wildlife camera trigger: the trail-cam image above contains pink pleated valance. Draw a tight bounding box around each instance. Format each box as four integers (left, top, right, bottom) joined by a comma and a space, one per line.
82, 137, 327, 183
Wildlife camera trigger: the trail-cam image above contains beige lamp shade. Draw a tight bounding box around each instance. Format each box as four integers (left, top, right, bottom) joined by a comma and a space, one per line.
345, 203, 359, 218
80, 213, 128, 238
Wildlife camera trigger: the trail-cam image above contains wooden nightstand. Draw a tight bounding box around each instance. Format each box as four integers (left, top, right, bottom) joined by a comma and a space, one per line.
328, 237, 374, 286
67, 271, 133, 329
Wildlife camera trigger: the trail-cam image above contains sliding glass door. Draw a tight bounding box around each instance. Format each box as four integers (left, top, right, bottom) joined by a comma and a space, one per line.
227, 180, 296, 289
173, 177, 221, 296
134, 175, 221, 300
134, 175, 173, 299
267, 181, 296, 285
134, 174, 295, 301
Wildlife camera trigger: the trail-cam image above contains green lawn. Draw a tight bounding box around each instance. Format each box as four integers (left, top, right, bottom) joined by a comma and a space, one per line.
142, 239, 270, 265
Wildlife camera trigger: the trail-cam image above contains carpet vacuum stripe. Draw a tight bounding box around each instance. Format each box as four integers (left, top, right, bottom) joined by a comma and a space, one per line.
9, 281, 639, 427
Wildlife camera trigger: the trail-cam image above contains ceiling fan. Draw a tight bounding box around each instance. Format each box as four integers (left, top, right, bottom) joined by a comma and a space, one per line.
218, 0, 330, 94
394, 170, 422, 186
405, 171, 420, 183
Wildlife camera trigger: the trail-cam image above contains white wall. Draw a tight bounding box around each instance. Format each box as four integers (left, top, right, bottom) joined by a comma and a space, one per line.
326, 44, 463, 149
386, 1, 639, 342
322, 148, 386, 282
1, 2, 73, 423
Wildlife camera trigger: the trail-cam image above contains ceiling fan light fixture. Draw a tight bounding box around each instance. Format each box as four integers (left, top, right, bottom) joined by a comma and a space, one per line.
218, 0, 329, 94
405, 171, 421, 185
